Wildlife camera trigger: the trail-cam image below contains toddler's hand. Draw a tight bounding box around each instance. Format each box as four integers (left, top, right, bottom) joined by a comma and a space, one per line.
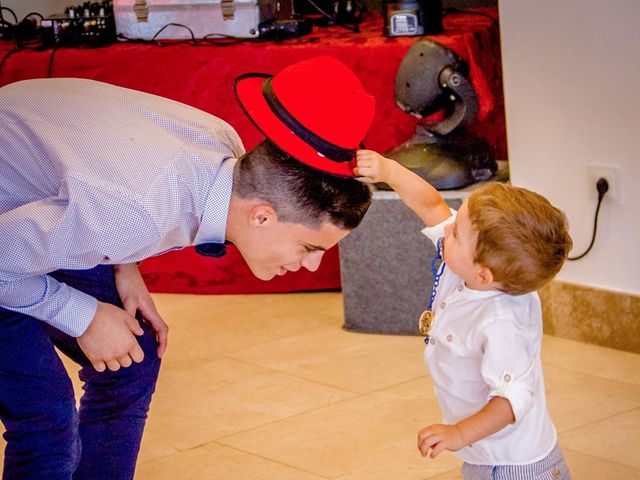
353, 149, 393, 184
417, 423, 465, 459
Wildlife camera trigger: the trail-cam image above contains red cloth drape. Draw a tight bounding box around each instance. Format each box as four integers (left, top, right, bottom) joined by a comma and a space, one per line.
0, 8, 505, 294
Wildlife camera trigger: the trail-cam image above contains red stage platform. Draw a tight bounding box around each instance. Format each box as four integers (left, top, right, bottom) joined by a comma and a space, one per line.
0, 9, 505, 294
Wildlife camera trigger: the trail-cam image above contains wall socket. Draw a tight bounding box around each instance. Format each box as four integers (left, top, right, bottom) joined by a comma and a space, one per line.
587, 164, 622, 204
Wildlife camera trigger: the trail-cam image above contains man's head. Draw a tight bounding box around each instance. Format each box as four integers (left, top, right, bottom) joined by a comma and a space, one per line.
227, 140, 372, 280
229, 56, 376, 280
443, 182, 572, 295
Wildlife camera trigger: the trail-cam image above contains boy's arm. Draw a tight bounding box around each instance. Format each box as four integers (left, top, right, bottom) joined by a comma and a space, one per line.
355, 150, 451, 226
417, 396, 515, 458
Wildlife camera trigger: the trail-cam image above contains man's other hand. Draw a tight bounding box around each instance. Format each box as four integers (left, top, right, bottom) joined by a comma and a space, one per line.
77, 301, 145, 372
114, 263, 168, 358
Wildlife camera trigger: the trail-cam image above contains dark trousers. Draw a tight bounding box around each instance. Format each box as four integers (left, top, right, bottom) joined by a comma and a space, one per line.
0, 266, 161, 480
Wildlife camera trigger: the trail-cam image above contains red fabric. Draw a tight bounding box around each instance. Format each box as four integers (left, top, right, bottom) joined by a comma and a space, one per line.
139, 245, 342, 294
0, 8, 505, 294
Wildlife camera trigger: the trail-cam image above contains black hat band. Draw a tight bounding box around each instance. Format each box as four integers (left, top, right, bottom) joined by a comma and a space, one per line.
261, 77, 356, 163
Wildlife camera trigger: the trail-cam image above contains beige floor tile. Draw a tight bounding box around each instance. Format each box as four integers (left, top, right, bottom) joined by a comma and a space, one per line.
153, 292, 345, 371
136, 442, 327, 480
563, 448, 640, 479
3, 292, 640, 478
544, 364, 640, 432
218, 378, 462, 479
559, 408, 640, 469
139, 356, 356, 462
227, 326, 428, 394
542, 335, 640, 386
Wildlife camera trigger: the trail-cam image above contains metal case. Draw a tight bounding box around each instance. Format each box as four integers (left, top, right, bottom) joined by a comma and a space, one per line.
114, 0, 266, 39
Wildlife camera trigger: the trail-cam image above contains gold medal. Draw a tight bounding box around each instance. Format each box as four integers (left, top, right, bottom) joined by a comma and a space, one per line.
418, 310, 434, 336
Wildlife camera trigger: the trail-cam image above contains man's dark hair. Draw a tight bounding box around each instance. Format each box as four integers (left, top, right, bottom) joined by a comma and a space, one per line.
233, 140, 371, 230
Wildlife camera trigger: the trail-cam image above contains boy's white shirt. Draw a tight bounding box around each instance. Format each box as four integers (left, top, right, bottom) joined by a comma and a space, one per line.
420, 212, 557, 465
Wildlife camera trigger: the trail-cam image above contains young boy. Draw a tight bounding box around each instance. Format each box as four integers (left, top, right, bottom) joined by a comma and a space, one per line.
355, 150, 573, 479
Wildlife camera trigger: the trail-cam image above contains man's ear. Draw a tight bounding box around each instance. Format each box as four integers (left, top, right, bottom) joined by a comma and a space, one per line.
249, 204, 277, 227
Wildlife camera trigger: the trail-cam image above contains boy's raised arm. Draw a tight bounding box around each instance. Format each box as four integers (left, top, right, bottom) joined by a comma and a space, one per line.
355, 150, 451, 227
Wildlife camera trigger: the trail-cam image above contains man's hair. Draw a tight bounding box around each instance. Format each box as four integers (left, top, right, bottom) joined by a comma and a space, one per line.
467, 182, 573, 295
232, 140, 372, 230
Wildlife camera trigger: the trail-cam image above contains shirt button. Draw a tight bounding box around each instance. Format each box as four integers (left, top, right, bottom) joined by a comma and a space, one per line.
430, 338, 435, 345
446, 334, 453, 342
552, 469, 561, 479
457, 285, 463, 292
440, 302, 446, 309
503, 374, 512, 382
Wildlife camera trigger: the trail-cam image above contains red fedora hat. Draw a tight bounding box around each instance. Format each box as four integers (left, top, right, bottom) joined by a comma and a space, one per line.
234, 56, 375, 177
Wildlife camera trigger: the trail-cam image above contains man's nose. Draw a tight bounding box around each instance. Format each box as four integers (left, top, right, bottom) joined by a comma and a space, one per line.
302, 251, 324, 272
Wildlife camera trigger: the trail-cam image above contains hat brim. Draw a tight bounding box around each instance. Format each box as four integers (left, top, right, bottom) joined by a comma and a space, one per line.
234, 74, 356, 177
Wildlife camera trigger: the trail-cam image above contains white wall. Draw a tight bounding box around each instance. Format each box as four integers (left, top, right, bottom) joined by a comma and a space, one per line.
1, 0, 67, 20
499, 1, 640, 295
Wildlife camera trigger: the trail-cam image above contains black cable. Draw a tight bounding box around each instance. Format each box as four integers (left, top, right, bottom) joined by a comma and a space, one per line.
0, 47, 19, 76
118, 23, 251, 47
151, 23, 195, 42
567, 178, 609, 261
1, 6, 17, 24
21, 12, 44, 21
47, 44, 59, 77
305, 0, 363, 33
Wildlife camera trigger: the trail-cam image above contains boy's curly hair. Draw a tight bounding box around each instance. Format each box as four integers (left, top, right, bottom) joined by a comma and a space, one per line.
467, 183, 573, 295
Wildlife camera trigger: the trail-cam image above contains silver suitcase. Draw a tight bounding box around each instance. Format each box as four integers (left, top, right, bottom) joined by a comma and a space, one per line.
113, 0, 285, 39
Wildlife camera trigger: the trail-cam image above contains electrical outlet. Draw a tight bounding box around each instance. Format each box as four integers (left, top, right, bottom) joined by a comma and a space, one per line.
587, 164, 622, 204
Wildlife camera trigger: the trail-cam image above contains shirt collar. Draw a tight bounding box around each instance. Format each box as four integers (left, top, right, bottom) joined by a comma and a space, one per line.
456, 281, 503, 300
194, 157, 236, 245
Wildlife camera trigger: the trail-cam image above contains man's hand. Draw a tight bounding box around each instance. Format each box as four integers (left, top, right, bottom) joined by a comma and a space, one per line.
353, 149, 394, 184
417, 423, 465, 459
77, 301, 145, 372
114, 263, 168, 358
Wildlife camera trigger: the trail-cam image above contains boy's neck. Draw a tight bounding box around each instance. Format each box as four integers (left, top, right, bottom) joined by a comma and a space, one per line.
464, 278, 501, 292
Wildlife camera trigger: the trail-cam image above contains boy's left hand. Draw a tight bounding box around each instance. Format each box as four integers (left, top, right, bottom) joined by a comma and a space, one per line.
353, 149, 392, 184
417, 423, 465, 458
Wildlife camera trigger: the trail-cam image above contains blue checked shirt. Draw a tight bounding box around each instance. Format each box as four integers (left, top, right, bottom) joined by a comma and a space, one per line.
0, 78, 244, 337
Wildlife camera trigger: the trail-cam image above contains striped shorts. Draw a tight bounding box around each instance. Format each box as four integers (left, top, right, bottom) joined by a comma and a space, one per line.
461, 443, 571, 480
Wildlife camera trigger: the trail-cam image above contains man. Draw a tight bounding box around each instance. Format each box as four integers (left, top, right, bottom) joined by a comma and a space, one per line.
0, 56, 374, 479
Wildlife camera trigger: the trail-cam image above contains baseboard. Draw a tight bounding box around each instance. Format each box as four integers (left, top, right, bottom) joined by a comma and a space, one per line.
539, 280, 640, 354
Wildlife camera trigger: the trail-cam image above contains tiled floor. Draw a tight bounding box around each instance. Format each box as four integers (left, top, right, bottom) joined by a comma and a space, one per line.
2, 292, 640, 479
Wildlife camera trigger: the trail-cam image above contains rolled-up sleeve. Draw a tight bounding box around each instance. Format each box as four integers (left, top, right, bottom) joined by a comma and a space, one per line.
420, 209, 456, 246
0, 272, 97, 336
477, 318, 537, 421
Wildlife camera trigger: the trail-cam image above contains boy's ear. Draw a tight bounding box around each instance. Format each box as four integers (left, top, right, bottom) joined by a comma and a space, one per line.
249, 204, 277, 227
476, 265, 495, 286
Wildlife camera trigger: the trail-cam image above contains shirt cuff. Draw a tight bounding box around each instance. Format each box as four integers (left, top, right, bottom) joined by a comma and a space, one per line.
489, 370, 535, 422
420, 209, 457, 246
46, 286, 98, 337
0, 275, 98, 337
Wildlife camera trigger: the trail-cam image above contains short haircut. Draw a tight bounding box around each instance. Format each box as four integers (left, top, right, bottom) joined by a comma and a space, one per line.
232, 140, 372, 230
467, 182, 573, 295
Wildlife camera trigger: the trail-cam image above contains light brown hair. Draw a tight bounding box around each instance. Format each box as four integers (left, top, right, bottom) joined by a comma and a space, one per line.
467, 182, 573, 295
